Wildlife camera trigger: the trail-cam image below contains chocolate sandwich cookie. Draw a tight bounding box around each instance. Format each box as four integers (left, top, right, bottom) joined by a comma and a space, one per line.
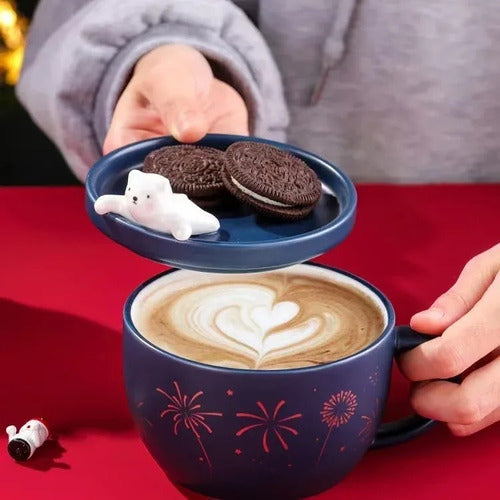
143, 145, 227, 207
221, 142, 322, 220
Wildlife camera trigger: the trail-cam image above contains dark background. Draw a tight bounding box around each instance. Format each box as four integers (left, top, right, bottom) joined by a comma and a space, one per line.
1, 0, 78, 185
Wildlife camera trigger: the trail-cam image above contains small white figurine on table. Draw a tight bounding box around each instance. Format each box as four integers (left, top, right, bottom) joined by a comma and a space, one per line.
94, 169, 220, 241
6, 418, 50, 461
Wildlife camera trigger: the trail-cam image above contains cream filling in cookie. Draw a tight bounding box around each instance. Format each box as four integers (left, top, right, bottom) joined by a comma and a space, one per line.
231, 177, 294, 207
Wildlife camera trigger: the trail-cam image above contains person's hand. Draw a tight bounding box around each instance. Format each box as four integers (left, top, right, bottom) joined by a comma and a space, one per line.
103, 44, 249, 154
399, 243, 500, 436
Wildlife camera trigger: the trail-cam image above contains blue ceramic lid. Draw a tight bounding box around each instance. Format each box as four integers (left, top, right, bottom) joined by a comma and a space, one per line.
85, 134, 356, 272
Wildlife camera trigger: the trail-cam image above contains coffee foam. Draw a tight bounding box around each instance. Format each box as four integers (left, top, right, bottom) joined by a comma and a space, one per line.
131, 265, 388, 370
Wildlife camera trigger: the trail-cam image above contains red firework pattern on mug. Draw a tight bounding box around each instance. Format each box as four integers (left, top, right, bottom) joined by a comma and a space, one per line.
320, 390, 358, 428
236, 400, 302, 453
156, 381, 223, 473
368, 366, 380, 386
317, 390, 358, 463
359, 398, 380, 443
136, 401, 153, 428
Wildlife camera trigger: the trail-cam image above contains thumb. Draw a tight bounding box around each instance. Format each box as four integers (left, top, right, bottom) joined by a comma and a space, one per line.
411, 283, 477, 335
138, 45, 213, 143
411, 247, 500, 334
161, 100, 209, 143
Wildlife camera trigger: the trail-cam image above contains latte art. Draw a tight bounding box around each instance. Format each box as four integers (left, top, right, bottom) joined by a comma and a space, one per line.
132, 266, 387, 370
167, 284, 329, 368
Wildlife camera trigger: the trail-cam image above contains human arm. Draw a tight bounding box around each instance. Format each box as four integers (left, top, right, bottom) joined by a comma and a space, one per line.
16, 0, 288, 182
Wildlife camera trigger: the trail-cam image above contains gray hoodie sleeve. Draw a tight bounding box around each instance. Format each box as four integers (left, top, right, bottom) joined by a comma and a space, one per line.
16, 0, 288, 182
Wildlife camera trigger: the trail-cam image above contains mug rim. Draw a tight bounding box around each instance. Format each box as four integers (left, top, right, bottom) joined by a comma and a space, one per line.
123, 262, 396, 374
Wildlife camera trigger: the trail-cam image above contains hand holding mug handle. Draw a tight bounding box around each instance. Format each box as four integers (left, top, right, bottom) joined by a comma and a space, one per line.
371, 325, 456, 448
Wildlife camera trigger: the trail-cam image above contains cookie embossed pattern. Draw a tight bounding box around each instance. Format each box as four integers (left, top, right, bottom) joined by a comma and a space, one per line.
143, 145, 228, 208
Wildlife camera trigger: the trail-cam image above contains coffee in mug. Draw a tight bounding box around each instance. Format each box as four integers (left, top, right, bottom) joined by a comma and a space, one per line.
132, 264, 386, 370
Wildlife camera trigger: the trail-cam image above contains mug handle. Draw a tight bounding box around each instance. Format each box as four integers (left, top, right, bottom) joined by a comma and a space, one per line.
370, 325, 445, 449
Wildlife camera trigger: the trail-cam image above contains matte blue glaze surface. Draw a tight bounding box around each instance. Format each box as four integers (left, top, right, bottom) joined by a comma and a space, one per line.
123, 265, 397, 499
85, 135, 356, 272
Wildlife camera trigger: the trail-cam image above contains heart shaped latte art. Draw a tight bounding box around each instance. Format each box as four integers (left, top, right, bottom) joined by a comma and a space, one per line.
250, 301, 299, 332
137, 270, 385, 370
165, 284, 325, 367
214, 300, 320, 361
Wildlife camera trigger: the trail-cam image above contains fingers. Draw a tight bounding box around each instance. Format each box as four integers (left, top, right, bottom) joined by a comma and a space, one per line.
411, 244, 500, 334
400, 244, 500, 436
206, 80, 249, 135
103, 126, 160, 156
104, 44, 213, 152
400, 270, 500, 381
159, 103, 209, 143
136, 45, 213, 143
104, 44, 249, 153
409, 355, 500, 435
103, 83, 164, 154
448, 407, 500, 436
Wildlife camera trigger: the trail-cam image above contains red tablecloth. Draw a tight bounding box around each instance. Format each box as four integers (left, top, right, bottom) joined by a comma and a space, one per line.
1, 185, 499, 499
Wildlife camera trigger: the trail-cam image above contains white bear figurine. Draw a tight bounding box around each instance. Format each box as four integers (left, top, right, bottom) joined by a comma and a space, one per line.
94, 169, 220, 241
6, 419, 49, 461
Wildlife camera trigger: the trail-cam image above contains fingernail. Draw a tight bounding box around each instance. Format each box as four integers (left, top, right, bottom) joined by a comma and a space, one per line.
170, 122, 180, 138
414, 308, 445, 321
172, 120, 188, 138
176, 111, 197, 135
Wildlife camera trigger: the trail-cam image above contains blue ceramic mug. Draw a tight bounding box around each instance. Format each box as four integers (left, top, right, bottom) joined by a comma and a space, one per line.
123, 263, 435, 499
